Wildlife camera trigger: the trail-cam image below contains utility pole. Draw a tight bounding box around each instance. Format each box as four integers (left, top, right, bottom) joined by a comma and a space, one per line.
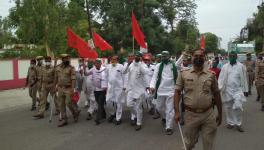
85, 0, 93, 39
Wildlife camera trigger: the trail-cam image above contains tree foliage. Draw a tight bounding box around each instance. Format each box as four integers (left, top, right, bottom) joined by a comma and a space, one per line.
246, 3, 264, 53
0, 0, 220, 58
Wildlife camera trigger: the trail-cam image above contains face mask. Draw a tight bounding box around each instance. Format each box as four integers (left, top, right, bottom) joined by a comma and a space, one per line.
30, 64, 35, 68
37, 60, 43, 65
88, 63, 93, 69
212, 62, 218, 68
45, 62, 51, 66
162, 59, 169, 64
63, 61, 70, 66
229, 57, 237, 64
193, 58, 204, 67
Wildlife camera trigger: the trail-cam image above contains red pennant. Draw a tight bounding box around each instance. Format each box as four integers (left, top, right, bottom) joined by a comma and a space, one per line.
132, 12, 147, 48
200, 34, 205, 50
93, 32, 113, 51
67, 27, 98, 59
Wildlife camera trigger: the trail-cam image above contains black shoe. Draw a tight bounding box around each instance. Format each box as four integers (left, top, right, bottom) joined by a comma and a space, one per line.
115, 120, 122, 125
33, 114, 44, 119
148, 108, 155, 115
130, 118, 137, 126
107, 115, 115, 123
162, 118, 166, 126
58, 121, 68, 127
86, 113, 92, 120
236, 125, 244, 132
45, 102, 50, 111
95, 119, 100, 125
226, 124, 234, 129
256, 96, 260, 101
261, 106, 264, 112
165, 129, 173, 135
74, 110, 81, 122
135, 125, 142, 131
30, 106, 36, 111
180, 120, 185, 126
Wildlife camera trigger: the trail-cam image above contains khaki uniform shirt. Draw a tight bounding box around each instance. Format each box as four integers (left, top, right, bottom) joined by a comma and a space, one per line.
41, 66, 55, 87
55, 64, 76, 87
36, 65, 43, 81
176, 67, 219, 109
27, 66, 37, 86
243, 60, 255, 72
255, 60, 264, 86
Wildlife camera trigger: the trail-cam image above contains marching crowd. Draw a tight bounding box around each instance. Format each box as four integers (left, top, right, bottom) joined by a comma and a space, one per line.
25, 49, 264, 150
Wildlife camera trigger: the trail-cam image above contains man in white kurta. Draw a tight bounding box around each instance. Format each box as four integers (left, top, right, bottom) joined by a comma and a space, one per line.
124, 52, 148, 131
218, 51, 248, 132
85, 59, 108, 125
105, 56, 125, 125
150, 51, 177, 135
83, 59, 97, 120
143, 54, 156, 115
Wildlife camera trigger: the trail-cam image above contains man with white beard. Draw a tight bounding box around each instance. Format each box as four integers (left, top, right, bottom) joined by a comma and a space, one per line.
105, 55, 125, 125
124, 52, 149, 131
218, 51, 248, 132
150, 51, 177, 135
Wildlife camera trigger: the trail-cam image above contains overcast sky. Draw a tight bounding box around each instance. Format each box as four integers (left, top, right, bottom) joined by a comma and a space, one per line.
0, 0, 262, 49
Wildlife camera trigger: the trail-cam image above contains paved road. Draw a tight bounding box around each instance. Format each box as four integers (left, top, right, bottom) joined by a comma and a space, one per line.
0, 88, 264, 150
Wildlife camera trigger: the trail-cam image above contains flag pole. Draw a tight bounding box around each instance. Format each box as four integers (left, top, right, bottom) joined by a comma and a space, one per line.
133, 37, 135, 54
85, 0, 93, 39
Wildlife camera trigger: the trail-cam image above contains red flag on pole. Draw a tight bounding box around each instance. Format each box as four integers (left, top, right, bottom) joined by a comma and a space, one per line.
200, 34, 205, 50
67, 27, 98, 59
93, 32, 113, 51
132, 12, 147, 49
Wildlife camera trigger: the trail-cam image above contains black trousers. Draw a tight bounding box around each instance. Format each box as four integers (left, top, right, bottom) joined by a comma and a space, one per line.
94, 91, 106, 121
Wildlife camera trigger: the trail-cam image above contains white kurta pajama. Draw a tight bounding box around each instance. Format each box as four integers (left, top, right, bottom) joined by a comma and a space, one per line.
105, 64, 125, 121
143, 63, 155, 110
150, 62, 176, 130
83, 67, 97, 114
124, 61, 148, 126
218, 61, 248, 126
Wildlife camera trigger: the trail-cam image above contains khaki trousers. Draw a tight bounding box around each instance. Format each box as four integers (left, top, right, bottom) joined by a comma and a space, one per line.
184, 109, 217, 150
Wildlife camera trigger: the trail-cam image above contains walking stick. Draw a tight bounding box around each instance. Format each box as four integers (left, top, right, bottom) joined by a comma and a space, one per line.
178, 122, 187, 150
48, 93, 54, 123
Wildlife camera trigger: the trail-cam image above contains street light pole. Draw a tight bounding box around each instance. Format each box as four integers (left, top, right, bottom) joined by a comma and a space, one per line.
85, 0, 93, 39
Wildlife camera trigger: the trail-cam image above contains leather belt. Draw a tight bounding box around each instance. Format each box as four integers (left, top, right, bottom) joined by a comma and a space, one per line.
185, 105, 212, 113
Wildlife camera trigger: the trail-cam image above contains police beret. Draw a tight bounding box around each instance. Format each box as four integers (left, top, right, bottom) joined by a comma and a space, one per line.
60, 54, 69, 58
36, 56, 43, 60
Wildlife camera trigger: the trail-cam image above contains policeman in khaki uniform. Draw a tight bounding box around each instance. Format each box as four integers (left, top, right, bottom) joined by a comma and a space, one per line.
55, 54, 80, 127
174, 50, 222, 150
33, 56, 57, 119
243, 53, 255, 95
255, 52, 264, 111
36, 56, 44, 103
26, 59, 38, 111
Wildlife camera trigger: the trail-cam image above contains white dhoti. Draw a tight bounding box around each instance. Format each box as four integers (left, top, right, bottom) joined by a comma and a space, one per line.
156, 95, 175, 129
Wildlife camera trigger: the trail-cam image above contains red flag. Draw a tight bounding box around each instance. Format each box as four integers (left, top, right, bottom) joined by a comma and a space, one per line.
67, 27, 98, 59
93, 32, 113, 51
200, 34, 205, 50
132, 12, 147, 48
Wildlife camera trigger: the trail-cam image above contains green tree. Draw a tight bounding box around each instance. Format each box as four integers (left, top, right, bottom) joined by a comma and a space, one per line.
203, 32, 219, 53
